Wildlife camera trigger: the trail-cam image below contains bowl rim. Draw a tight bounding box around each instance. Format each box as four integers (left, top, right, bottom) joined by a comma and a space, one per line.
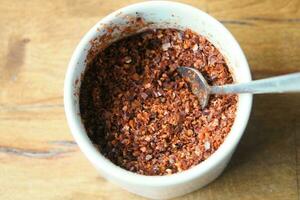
64, 0, 253, 187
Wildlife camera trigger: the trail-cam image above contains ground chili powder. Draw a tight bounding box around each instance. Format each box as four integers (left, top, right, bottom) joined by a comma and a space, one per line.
80, 29, 237, 175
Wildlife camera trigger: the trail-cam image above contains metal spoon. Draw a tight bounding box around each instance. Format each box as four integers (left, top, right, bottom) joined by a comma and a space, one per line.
178, 67, 300, 109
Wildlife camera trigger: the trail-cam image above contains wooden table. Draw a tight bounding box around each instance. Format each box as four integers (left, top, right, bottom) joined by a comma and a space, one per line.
1, 0, 299, 199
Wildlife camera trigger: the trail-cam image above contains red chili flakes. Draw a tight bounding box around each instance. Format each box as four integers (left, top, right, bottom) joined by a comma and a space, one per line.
79, 28, 237, 176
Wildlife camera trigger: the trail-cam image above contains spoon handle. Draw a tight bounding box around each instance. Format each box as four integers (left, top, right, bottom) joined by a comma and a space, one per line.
210, 72, 300, 94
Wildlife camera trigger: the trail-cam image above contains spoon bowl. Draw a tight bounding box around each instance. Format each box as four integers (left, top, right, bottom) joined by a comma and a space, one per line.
177, 67, 210, 109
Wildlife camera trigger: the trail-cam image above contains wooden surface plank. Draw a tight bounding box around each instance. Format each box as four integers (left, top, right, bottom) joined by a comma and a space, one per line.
207, 0, 300, 77
0, 0, 299, 199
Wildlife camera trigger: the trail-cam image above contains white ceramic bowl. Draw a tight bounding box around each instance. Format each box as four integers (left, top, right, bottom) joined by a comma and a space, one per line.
64, 1, 252, 199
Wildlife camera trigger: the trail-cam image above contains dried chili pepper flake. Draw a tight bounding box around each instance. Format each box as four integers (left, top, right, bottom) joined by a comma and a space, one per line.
131, 73, 140, 81
166, 168, 172, 174
145, 154, 153, 161
128, 120, 135, 129
204, 141, 211, 150
140, 146, 147, 152
162, 42, 171, 51
144, 135, 151, 142
192, 44, 199, 52
186, 129, 194, 137
144, 83, 151, 89
140, 92, 148, 100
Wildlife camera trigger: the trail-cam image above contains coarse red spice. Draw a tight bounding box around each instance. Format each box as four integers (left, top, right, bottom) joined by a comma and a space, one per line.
80, 28, 237, 176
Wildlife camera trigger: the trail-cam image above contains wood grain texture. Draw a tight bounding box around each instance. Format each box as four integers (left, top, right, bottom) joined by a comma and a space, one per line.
0, 0, 299, 199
